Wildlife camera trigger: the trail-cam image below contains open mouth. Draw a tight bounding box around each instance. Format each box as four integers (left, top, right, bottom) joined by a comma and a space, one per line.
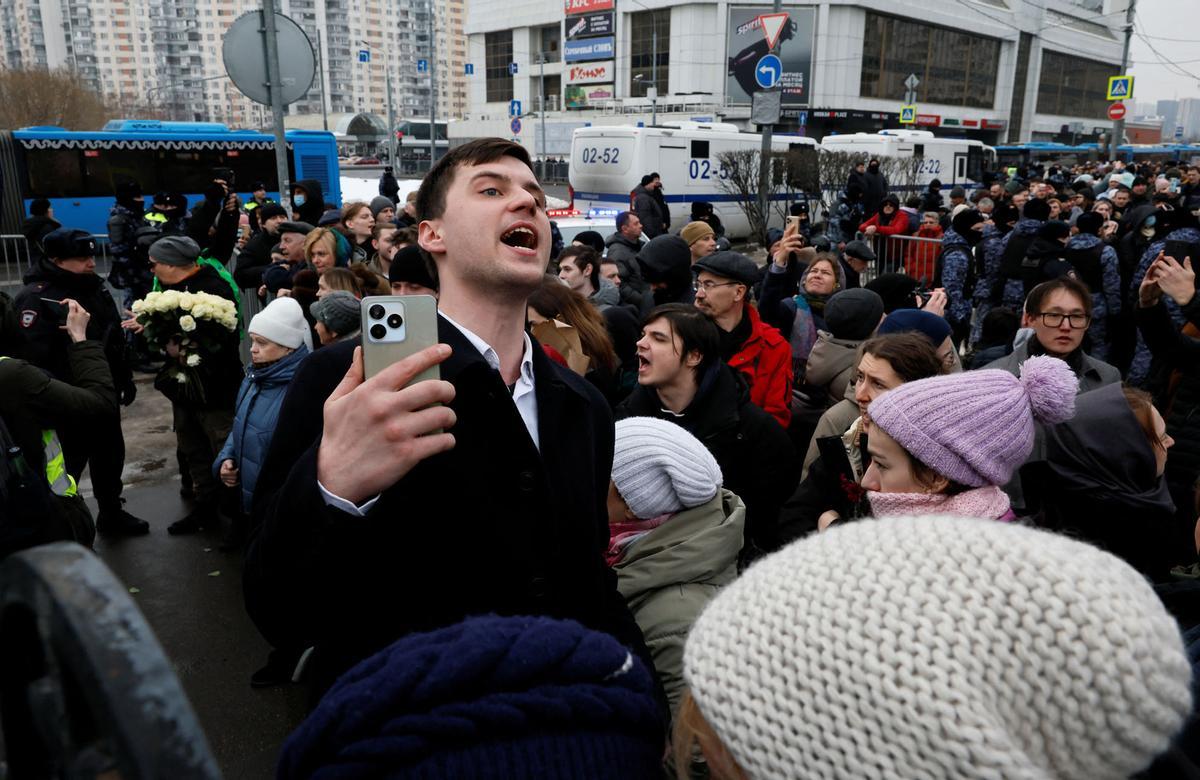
500, 224, 538, 251
637, 355, 651, 372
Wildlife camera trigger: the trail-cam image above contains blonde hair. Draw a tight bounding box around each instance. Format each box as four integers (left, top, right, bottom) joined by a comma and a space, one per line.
672, 691, 746, 780
303, 228, 338, 263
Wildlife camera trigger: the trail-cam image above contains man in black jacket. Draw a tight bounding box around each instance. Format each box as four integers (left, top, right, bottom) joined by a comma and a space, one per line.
245, 138, 656, 702
233, 203, 288, 293
615, 304, 799, 561
15, 228, 147, 536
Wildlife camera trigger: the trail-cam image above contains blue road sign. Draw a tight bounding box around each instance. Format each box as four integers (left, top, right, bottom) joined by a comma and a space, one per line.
358, 49, 370, 63
465, 63, 474, 75
1177, 125, 1185, 139
511, 118, 522, 135
755, 54, 782, 90
417, 59, 428, 73
509, 99, 522, 117
797, 111, 808, 126
509, 62, 519, 75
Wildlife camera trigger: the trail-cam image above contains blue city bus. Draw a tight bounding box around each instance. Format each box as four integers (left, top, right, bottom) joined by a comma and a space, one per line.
996, 141, 1200, 169
0, 120, 341, 236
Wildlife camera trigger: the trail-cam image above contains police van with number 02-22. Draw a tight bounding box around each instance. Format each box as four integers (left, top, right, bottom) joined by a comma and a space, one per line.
819, 130, 996, 204
568, 122, 819, 240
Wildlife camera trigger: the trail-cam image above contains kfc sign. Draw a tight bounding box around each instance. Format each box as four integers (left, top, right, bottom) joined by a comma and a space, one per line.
564, 0, 614, 14
566, 61, 614, 85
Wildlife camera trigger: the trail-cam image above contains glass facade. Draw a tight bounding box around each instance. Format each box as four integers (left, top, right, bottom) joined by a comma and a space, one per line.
485, 30, 513, 103
1036, 50, 1117, 119
629, 10, 669, 97
860, 12, 1000, 109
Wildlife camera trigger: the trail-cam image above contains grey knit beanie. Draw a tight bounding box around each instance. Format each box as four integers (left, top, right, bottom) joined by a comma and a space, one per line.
149, 235, 201, 267
309, 290, 360, 336
684, 515, 1193, 780
612, 418, 722, 520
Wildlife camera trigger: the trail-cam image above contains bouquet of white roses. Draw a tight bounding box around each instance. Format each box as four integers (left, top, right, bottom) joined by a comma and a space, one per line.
132, 290, 238, 403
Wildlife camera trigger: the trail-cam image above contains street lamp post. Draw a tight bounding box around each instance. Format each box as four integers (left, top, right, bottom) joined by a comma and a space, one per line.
360, 39, 395, 165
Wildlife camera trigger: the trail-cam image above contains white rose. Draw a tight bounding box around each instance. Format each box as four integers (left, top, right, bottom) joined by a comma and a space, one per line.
178, 292, 195, 311
174, 371, 188, 383
179, 314, 197, 332
186, 353, 202, 367
131, 300, 145, 314
192, 304, 209, 319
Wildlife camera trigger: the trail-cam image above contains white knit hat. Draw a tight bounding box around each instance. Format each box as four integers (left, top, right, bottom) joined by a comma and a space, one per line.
249, 296, 312, 352
612, 417, 722, 520
684, 515, 1192, 780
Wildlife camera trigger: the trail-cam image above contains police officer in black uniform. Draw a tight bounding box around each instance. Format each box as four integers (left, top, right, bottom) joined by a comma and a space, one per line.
14, 227, 149, 536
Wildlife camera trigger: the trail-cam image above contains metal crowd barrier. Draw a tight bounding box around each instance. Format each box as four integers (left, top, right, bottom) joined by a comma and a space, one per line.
857, 232, 944, 286
0, 234, 113, 294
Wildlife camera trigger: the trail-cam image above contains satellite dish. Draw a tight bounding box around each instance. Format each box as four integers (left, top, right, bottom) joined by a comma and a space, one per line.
222, 11, 316, 106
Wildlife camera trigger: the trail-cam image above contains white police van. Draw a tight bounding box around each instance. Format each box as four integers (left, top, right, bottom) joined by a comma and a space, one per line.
820, 130, 995, 201
568, 122, 819, 240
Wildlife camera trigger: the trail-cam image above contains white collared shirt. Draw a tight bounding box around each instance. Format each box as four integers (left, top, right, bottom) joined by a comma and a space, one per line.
318, 312, 539, 516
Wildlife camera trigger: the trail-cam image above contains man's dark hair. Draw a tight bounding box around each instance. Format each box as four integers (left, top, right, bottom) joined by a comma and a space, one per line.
558, 245, 601, 290
1025, 277, 1093, 319
416, 138, 533, 222
29, 198, 51, 217
1023, 198, 1051, 221
640, 174, 654, 187
858, 332, 945, 383
616, 211, 636, 231
643, 303, 721, 378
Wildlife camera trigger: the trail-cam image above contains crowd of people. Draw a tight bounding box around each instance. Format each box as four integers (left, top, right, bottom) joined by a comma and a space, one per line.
2, 141, 1200, 776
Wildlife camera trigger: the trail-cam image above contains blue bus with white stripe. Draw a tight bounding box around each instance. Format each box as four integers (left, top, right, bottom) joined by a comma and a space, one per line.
0, 120, 340, 236
569, 122, 819, 240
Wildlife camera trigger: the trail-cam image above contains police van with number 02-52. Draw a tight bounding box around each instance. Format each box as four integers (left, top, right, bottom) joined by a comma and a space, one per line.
820, 130, 996, 204
568, 122, 819, 240
0, 120, 341, 237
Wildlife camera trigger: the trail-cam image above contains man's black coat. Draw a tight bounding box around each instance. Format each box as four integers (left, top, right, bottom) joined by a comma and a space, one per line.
244, 317, 654, 694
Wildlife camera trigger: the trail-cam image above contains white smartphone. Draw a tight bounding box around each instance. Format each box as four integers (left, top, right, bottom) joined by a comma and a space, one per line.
360, 295, 441, 384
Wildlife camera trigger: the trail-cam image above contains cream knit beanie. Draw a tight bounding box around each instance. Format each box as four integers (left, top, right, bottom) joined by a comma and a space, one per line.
248, 296, 312, 352
612, 417, 722, 520
684, 515, 1192, 779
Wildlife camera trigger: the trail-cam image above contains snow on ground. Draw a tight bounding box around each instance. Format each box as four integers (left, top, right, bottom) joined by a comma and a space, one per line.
340, 175, 568, 210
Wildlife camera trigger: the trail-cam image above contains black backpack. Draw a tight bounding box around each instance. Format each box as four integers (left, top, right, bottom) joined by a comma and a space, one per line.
992, 229, 1038, 304
0, 412, 53, 557
1064, 242, 1105, 293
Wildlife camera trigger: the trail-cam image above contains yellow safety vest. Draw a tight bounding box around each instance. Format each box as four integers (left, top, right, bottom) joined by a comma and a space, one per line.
0, 357, 77, 497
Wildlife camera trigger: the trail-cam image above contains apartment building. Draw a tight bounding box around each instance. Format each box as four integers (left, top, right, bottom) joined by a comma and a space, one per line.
0, 0, 471, 128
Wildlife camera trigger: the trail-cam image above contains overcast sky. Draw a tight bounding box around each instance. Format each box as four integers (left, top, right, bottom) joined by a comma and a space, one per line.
1127, 0, 1200, 103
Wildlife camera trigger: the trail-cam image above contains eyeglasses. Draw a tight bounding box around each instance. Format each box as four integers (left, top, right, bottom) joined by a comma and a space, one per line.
693, 279, 740, 292
1036, 312, 1091, 329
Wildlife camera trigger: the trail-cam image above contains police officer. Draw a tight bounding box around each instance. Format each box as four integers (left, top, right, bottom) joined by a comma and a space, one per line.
0, 292, 118, 553
14, 227, 149, 536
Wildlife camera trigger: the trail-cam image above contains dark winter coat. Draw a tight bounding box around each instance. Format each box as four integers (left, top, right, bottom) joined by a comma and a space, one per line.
861, 168, 889, 216
632, 185, 666, 239
14, 258, 132, 395
155, 264, 243, 411
1137, 295, 1200, 513
106, 203, 144, 288
245, 318, 654, 696
1022, 383, 1192, 583
378, 171, 400, 203
215, 345, 309, 513
616, 364, 800, 558
291, 178, 326, 228
233, 230, 278, 290
1129, 227, 1200, 385
19, 215, 60, 264
185, 185, 241, 266
1064, 233, 1122, 362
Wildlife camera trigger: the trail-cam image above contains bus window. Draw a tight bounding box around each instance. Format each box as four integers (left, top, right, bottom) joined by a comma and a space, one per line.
967, 147, 986, 182
691, 140, 709, 159
25, 148, 85, 198
81, 148, 158, 197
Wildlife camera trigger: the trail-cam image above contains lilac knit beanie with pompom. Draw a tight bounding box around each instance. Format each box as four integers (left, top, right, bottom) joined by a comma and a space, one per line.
867, 355, 1078, 487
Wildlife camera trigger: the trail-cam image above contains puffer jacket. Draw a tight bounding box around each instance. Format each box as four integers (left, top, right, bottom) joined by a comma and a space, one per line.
728, 304, 792, 429
214, 345, 310, 512
803, 331, 861, 407
613, 489, 745, 716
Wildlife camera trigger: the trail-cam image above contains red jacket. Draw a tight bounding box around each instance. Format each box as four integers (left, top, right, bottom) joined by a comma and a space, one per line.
729, 304, 793, 429
904, 224, 944, 284
858, 210, 910, 237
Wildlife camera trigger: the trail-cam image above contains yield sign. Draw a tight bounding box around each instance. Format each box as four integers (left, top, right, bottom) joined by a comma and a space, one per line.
757, 12, 789, 50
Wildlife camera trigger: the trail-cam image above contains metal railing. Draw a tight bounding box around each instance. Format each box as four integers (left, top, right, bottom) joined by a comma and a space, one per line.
0, 234, 114, 294
857, 232, 944, 286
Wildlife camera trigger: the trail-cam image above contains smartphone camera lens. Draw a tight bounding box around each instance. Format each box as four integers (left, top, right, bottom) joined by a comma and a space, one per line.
387, 313, 404, 329
368, 304, 385, 320
370, 324, 387, 340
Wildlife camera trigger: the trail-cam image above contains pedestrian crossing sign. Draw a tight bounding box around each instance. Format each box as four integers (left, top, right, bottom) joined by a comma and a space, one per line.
1106, 75, 1133, 101
900, 105, 917, 124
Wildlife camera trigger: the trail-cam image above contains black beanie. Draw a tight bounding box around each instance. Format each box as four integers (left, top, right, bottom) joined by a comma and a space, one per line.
1024, 198, 1051, 222
1075, 212, 1104, 236
1037, 220, 1071, 241
572, 230, 605, 254
388, 245, 438, 291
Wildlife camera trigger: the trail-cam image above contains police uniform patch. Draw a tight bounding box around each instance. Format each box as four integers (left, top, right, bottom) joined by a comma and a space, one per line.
20, 310, 37, 328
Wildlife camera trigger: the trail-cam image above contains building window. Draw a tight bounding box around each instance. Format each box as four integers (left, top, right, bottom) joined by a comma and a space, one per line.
485, 29, 513, 103
629, 9, 668, 96
1036, 50, 1117, 119
860, 12, 1000, 109
537, 24, 560, 64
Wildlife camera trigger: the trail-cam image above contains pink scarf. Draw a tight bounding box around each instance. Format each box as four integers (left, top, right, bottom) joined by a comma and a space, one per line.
867, 485, 1014, 521
606, 514, 671, 566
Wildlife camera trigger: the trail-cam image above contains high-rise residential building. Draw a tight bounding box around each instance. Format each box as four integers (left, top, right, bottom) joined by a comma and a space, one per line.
1177, 98, 1200, 142
1157, 99, 1180, 137
0, 0, 470, 129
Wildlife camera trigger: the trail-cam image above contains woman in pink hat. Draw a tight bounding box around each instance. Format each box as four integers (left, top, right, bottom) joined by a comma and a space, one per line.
858, 355, 1078, 521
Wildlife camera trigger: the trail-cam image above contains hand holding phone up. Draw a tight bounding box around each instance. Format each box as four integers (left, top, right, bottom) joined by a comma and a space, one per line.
316, 345, 457, 506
